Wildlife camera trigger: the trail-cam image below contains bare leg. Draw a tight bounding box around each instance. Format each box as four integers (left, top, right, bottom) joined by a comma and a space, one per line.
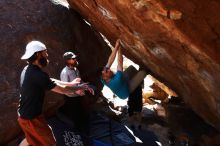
129, 70, 146, 93
19, 138, 29, 146
123, 65, 147, 93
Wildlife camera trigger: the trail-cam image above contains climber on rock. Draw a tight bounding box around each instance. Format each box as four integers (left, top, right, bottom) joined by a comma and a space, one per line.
101, 39, 146, 129
101, 39, 130, 100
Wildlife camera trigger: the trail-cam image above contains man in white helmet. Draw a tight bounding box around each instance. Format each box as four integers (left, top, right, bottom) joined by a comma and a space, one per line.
18, 41, 94, 146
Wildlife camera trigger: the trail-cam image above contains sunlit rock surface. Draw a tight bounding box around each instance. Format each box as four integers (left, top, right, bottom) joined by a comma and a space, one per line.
0, 0, 109, 144
67, 0, 220, 130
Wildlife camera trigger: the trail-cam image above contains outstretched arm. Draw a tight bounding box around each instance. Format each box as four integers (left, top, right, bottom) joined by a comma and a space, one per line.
117, 46, 123, 71
51, 83, 94, 97
51, 77, 81, 87
105, 39, 120, 68
51, 78, 94, 96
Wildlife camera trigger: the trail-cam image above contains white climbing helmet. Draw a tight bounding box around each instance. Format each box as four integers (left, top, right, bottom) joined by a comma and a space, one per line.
21, 41, 47, 60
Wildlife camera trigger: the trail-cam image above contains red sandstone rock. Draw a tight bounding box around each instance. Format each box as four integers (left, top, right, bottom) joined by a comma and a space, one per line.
67, 0, 220, 131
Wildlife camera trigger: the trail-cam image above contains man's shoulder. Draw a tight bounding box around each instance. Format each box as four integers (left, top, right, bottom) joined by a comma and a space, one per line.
110, 72, 123, 83
116, 70, 123, 74
61, 66, 68, 74
115, 70, 124, 77
24, 65, 49, 83
26, 65, 43, 75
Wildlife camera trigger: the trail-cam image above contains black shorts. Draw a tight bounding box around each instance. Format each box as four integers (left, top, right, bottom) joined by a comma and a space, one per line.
128, 85, 143, 116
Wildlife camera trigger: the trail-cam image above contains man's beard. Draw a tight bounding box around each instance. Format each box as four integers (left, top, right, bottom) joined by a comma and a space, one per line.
39, 56, 49, 67
68, 62, 78, 69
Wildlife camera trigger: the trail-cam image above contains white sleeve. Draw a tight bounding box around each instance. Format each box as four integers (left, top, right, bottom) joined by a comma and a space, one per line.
20, 65, 28, 87
60, 69, 69, 82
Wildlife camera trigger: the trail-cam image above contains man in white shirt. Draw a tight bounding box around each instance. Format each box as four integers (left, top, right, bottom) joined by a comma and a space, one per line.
60, 52, 81, 96
59, 51, 93, 131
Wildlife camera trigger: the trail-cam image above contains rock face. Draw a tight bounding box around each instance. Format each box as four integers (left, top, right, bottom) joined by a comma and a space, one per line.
0, 0, 110, 144
67, 0, 220, 130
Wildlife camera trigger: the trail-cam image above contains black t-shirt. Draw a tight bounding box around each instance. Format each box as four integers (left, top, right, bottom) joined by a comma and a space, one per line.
18, 64, 56, 119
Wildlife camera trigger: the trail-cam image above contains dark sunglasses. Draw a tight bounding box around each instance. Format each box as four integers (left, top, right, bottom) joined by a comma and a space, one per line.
102, 67, 110, 72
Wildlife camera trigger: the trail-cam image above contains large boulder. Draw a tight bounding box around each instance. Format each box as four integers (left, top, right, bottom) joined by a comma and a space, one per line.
0, 0, 110, 144
67, 0, 220, 130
